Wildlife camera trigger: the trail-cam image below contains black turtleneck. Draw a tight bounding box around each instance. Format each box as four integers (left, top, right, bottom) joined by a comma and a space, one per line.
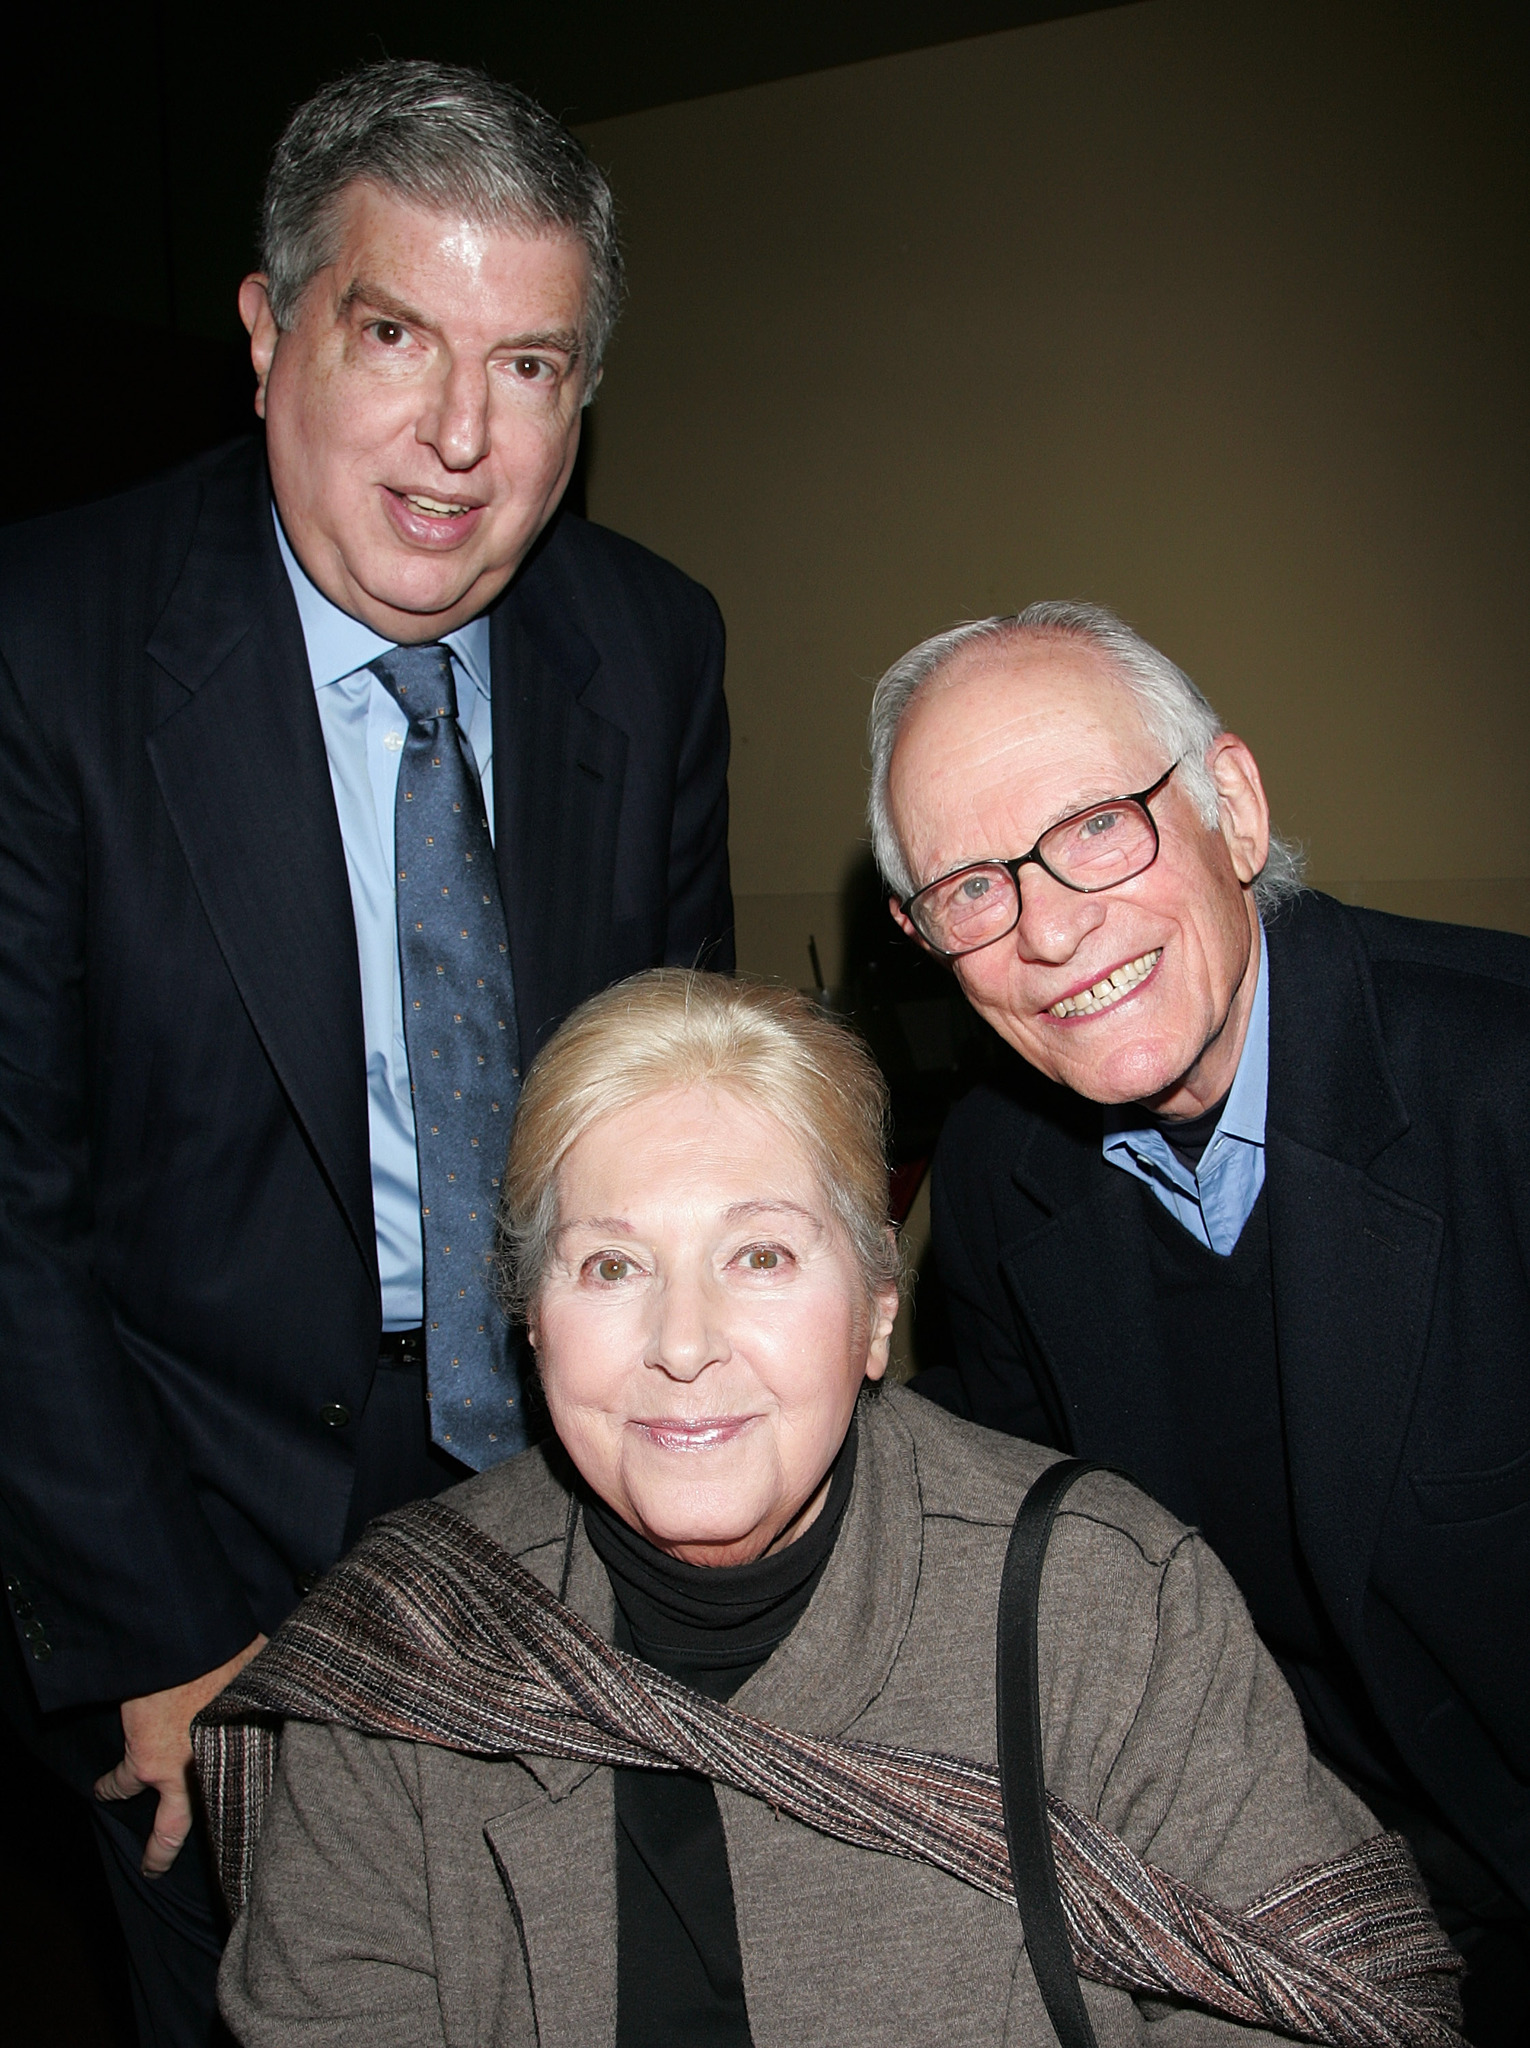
583, 1418, 859, 2048
1139, 1085, 1232, 1171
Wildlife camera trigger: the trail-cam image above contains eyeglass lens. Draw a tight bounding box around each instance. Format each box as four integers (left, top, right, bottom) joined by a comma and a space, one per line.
914, 799, 1158, 953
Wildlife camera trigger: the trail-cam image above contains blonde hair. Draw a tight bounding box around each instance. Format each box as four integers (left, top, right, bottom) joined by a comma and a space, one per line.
499, 970, 899, 1313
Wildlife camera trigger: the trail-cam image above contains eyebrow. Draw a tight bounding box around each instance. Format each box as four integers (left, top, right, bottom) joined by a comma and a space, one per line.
1032, 783, 1141, 839
721, 1200, 822, 1226
339, 279, 433, 328
933, 780, 1152, 878
553, 1199, 822, 1241
339, 280, 582, 357
554, 1215, 636, 1242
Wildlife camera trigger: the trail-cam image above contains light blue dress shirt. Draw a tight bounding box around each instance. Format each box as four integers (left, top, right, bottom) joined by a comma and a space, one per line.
275, 514, 495, 1328
1101, 929, 1268, 1255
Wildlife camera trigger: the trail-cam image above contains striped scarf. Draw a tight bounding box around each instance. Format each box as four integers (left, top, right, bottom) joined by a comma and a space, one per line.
193, 1498, 1461, 2047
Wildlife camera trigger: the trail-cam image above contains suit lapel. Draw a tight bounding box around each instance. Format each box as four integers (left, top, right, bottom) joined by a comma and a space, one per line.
1263, 900, 1442, 1647
997, 1109, 1197, 1517
1265, 1136, 1441, 1643
489, 519, 629, 1059
145, 450, 375, 1278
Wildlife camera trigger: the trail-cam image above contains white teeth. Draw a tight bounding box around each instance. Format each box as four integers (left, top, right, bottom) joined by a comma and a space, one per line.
1049, 949, 1162, 1020
404, 493, 468, 516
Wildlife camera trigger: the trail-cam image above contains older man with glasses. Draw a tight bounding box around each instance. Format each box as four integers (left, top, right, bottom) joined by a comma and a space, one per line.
870, 600, 1528, 2045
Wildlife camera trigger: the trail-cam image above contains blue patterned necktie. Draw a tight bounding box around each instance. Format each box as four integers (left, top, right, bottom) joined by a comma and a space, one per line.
369, 644, 525, 1469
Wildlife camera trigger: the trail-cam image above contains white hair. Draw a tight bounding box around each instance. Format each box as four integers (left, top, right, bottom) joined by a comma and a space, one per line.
866, 600, 1305, 916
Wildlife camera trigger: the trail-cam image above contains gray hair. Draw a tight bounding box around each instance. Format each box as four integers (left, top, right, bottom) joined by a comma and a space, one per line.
260, 60, 623, 392
866, 600, 1305, 917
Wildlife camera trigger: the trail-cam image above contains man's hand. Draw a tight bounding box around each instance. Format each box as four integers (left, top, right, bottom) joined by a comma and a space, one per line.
94, 1635, 267, 1875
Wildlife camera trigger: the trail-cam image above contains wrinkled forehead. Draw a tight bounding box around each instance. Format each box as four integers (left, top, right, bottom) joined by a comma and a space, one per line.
308, 178, 592, 312
889, 639, 1162, 846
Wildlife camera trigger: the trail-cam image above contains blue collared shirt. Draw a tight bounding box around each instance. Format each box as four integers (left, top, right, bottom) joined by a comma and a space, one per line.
1101, 930, 1268, 1255
275, 513, 495, 1328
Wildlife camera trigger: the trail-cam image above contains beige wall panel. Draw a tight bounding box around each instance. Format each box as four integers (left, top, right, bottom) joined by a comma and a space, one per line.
579, 0, 1529, 973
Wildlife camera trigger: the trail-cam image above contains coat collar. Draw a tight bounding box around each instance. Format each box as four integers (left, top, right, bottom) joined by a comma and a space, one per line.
1004, 890, 1411, 1216
1262, 892, 1411, 1166
732, 1387, 922, 1736
145, 439, 284, 692
509, 1389, 924, 1800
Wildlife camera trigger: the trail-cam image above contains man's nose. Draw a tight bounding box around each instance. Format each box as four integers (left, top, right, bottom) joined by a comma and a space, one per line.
645, 1270, 730, 1384
1009, 867, 1109, 965
418, 356, 491, 472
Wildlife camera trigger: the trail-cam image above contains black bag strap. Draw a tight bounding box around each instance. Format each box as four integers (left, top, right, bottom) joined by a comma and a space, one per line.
997, 1458, 1108, 2048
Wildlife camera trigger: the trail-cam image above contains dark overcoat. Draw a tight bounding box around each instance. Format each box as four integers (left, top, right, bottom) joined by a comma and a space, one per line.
925, 890, 1530, 1911
0, 435, 732, 1713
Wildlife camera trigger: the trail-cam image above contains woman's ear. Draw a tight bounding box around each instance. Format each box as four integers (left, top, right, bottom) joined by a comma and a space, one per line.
863, 1255, 901, 1385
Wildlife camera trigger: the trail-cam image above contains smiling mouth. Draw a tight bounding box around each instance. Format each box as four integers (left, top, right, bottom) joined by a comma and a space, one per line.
1049, 949, 1162, 1020
396, 490, 476, 518
633, 1417, 754, 1452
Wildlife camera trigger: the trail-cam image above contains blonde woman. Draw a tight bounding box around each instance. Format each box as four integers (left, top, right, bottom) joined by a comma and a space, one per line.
203, 972, 1458, 2048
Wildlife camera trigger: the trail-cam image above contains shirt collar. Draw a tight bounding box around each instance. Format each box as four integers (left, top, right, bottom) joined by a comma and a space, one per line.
273, 508, 492, 704
1103, 923, 1269, 1150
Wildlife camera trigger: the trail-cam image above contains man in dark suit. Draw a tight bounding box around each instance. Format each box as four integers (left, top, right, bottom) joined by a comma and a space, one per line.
0, 61, 730, 2045
868, 601, 1528, 2043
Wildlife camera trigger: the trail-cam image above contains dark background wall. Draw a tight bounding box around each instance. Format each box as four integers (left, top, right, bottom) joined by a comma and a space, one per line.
576, 0, 1530, 973
6, 1, 1120, 516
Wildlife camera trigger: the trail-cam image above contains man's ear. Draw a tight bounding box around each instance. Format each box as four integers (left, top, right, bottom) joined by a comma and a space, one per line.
889, 895, 927, 948
238, 274, 279, 422
1207, 734, 1271, 887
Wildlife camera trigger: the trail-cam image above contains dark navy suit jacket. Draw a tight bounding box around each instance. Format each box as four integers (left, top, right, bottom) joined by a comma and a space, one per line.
0, 436, 732, 1713
924, 891, 1530, 1911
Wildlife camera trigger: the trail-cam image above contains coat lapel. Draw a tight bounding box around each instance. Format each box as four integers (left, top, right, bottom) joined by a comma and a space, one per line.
998, 1128, 1198, 1519
489, 519, 629, 1059
1263, 900, 1442, 1649
144, 450, 375, 1279
481, 1508, 617, 2047
483, 1775, 617, 2048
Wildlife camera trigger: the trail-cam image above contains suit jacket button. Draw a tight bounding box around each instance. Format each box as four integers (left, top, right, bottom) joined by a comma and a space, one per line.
293, 1569, 322, 1596
319, 1403, 351, 1429
22, 1619, 51, 1659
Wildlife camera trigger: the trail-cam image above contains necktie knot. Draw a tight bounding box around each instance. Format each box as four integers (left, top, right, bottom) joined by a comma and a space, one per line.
369, 643, 460, 726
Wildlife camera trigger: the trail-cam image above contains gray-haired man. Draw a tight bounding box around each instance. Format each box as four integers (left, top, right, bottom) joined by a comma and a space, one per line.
871, 602, 1528, 2037
0, 61, 730, 2041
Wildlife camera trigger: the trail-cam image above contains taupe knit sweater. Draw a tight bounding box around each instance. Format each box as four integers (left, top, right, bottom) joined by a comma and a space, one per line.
216, 1389, 1456, 2048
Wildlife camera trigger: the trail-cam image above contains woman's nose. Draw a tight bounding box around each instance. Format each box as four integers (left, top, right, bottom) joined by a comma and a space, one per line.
645, 1272, 730, 1382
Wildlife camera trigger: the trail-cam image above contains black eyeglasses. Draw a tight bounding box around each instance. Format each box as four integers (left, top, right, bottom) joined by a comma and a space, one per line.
901, 762, 1179, 959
